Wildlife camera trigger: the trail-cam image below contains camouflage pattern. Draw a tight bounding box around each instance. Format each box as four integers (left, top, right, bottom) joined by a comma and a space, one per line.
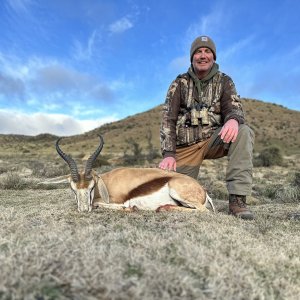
160, 69, 245, 157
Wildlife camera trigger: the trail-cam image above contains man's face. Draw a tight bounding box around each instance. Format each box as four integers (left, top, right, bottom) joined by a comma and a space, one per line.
192, 47, 214, 78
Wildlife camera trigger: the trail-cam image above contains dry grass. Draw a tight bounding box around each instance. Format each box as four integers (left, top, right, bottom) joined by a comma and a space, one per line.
0, 188, 299, 300
0, 154, 300, 299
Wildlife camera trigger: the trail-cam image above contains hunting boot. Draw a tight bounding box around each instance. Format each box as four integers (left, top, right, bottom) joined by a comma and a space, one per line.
229, 194, 254, 220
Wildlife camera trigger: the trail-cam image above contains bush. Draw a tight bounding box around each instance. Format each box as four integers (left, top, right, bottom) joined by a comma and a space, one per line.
30, 161, 69, 178
259, 172, 300, 203
292, 171, 300, 187
92, 156, 111, 168
122, 138, 144, 166
121, 132, 160, 166
275, 184, 299, 203
0, 171, 66, 190
254, 146, 283, 167
0, 172, 27, 190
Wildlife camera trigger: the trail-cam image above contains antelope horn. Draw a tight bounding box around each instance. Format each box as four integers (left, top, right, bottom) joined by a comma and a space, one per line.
56, 138, 80, 182
84, 135, 104, 178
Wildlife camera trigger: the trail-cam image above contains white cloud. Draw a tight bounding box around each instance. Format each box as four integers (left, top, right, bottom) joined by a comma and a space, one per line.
185, 7, 225, 43
73, 30, 99, 61
0, 73, 25, 97
219, 35, 256, 60
33, 64, 95, 92
0, 109, 118, 136
109, 17, 133, 34
68, 102, 108, 117
0, 55, 115, 106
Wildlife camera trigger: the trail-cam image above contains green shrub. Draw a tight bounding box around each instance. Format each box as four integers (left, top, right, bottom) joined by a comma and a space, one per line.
275, 184, 299, 203
292, 171, 300, 187
262, 185, 278, 200
122, 138, 144, 166
259, 172, 300, 203
92, 156, 111, 168
254, 146, 283, 167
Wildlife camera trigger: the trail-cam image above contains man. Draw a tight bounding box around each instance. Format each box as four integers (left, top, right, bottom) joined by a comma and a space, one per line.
159, 36, 255, 220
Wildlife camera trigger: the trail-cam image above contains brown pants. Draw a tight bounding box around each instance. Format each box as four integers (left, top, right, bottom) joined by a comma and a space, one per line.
176, 124, 254, 196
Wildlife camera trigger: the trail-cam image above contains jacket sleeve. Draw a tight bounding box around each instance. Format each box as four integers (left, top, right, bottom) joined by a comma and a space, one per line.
221, 76, 245, 124
160, 78, 181, 158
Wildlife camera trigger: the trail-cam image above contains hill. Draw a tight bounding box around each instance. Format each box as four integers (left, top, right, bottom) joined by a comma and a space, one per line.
86, 98, 300, 156
0, 98, 299, 161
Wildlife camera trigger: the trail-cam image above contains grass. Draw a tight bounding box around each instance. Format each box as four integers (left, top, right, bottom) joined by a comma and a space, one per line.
0, 123, 299, 299
0, 171, 67, 191
0, 187, 300, 300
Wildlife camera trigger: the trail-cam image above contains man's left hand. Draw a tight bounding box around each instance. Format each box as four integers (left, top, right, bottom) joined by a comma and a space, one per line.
219, 119, 239, 143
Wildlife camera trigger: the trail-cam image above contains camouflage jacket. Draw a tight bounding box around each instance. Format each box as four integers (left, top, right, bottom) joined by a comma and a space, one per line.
160, 65, 245, 158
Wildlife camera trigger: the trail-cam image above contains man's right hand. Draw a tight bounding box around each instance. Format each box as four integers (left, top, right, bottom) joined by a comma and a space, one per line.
158, 157, 177, 171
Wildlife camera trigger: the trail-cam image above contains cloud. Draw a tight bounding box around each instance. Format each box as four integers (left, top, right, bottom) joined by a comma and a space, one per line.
169, 5, 228, 73
33, 63, 115, 101
0, 73, 25, 97
33, 64, 90, 91
0, 55, 115, 110
109, 17, 133, 34
73, 30, 99, 61
185, 5, 226, 43
170, 3, 230, 68
219, 35, 256, 60
0, 109, 118, 136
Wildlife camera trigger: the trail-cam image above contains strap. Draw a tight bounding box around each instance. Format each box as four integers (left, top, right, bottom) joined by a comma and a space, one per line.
187, 78, 194, 108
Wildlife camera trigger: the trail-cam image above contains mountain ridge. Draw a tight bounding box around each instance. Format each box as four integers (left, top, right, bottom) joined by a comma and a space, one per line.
0, 98, 299, 159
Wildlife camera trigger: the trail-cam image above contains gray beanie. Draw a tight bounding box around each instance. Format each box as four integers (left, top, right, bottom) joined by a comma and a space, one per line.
190, 36, 216, 61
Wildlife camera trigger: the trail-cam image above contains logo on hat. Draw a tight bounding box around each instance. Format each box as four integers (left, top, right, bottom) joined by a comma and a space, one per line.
201, 36, 208, 42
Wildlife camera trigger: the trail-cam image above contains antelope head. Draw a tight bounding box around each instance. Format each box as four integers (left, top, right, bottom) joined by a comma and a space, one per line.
56, 135, 104, 212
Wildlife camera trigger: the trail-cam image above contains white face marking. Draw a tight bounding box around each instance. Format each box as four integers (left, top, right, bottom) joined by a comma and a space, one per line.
123, 184, 177, 210
70, 180, 95, 212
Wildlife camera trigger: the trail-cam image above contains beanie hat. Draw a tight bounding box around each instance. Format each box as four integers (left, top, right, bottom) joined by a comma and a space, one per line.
190, 36, 216, 61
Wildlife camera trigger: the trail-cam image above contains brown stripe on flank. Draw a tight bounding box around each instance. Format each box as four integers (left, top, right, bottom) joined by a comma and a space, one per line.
125, 177, 172, 201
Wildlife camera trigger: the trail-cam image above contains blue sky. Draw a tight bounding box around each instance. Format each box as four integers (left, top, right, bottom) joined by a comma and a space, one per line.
0, 0, 299, 136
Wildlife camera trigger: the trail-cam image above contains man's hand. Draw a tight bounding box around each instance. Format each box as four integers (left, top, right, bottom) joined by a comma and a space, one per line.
159, 157, 177, 171
219, 119, 239, 143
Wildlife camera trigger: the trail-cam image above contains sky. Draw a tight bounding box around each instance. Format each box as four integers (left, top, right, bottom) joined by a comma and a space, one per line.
0, 0, 299, 136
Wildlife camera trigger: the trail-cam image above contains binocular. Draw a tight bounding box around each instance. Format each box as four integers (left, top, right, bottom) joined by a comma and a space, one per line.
190, 105, 209, 126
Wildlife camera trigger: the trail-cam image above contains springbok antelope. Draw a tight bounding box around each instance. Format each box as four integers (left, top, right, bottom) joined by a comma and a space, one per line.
56, 135, 215, 213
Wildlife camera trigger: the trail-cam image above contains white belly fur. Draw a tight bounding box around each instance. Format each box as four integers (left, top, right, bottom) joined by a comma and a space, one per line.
123, 183, 177, 210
